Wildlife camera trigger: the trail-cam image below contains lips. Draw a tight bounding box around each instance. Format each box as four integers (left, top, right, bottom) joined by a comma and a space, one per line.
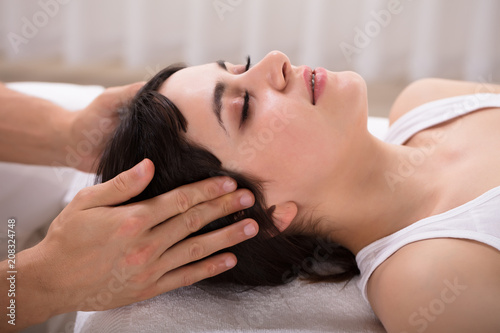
312, 71, 316, 104
302, 66, 314, 104
303, 66, 327, 105
312, 67, 326, 104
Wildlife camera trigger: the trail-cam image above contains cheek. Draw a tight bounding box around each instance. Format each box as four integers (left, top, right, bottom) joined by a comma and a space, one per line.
221, 106, 300, 171
228, 112, 337, 193
326, 72, 368, 131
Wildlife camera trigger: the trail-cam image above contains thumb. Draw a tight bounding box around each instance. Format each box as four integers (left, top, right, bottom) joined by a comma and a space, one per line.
75, 159, 155, 209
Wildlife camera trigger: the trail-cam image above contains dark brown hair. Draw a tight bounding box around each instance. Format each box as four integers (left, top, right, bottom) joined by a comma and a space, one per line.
96, 64, 359, 286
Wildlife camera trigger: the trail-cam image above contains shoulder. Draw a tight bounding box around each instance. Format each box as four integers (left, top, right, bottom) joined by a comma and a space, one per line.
389, 78, 500, 125
366, 238, 500, 333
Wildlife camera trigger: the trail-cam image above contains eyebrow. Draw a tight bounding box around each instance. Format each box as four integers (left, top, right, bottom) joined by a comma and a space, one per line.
216, 60, 228, 71
213, 61, 229, 135
213, 82, 226, 131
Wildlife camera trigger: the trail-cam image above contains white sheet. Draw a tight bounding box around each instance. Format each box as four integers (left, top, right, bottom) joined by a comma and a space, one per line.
75, 279, 385, 333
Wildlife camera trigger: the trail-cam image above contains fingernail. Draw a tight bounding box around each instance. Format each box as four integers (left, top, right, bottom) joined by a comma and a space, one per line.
243, 223, 257, 237
135, 160, 146, 178
240, 193, 253, 207
225, 257, 236, 268
222, 179, 236, 193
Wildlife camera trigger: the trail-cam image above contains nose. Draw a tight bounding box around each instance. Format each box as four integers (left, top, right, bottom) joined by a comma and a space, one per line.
248, 51, 290, 91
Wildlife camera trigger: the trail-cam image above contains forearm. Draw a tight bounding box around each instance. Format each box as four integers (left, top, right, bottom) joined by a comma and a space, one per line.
0, 247, 61, 332
0, 84, 75, 167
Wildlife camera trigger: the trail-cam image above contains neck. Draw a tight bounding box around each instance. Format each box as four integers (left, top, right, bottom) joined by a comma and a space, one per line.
309, 135, 442, 255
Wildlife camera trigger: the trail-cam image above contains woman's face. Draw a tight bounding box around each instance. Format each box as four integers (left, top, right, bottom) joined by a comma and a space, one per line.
159, 51, 369, 211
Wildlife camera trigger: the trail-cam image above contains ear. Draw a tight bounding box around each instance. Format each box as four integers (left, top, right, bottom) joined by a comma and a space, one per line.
271, 201, 298, 233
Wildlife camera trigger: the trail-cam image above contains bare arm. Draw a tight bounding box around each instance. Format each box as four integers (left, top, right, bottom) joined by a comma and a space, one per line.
389, 78, 500, 126
0, 83, 74, 168
0, 82, 143, 172
368, 238, 500, 332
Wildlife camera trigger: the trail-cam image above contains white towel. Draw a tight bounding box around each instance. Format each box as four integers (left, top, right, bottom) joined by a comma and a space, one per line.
74, 278, 385, 332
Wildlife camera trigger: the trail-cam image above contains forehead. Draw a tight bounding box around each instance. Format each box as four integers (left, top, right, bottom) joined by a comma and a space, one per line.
157, 63, 228, 148
158, 63, 217, 108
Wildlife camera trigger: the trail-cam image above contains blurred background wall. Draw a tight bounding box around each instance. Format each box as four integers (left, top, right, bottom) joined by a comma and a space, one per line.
1, 0, 499, 117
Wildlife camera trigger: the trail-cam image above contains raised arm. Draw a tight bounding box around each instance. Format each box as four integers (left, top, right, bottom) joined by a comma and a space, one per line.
0, 82, 143, 172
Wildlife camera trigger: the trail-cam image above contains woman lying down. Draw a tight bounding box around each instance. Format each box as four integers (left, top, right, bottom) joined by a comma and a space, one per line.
97, 51, 500, 332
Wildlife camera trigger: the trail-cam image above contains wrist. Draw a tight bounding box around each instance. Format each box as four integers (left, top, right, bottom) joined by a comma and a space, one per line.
16, 245, 69, 325
57, 110, 80, 168
0, 247, 58, 331
65, 109, 105, 173
52, 109, 80, 169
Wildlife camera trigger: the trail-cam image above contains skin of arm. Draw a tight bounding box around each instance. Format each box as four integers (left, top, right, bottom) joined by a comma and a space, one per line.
389, 78, 500, 125
367, 239, 500, 333
0, 82, 143, 172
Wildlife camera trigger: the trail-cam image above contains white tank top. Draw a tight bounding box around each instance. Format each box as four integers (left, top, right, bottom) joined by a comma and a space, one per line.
356, 93, 500, 303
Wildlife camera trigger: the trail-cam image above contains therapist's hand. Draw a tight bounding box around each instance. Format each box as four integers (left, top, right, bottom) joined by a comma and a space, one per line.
68, 82, 145, 173
22, 158, 258, 325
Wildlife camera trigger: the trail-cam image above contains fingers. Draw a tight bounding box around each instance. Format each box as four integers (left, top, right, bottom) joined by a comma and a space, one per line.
150, 188, 255, 245
89, 81, 145, 119
155, 252, 237, 293
157, 218, 259, 274
137, 176, 239, 229
100, 82, 145, 112
73, 159, 154, 209
112, 81, 145, 108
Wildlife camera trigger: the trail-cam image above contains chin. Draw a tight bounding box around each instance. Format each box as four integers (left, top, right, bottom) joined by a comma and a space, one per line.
322, 70, 369, 139
334, 71, 366, 95
324, 71, 367, 111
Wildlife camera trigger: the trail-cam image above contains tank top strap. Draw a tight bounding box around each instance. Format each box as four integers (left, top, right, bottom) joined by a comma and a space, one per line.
385, 93, 500, 145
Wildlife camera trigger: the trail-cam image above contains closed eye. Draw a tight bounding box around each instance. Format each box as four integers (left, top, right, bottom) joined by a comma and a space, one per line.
239, 91, 250, 128
239, 56, 252, 129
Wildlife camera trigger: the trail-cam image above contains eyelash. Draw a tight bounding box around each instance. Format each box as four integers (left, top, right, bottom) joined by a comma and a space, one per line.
244, 55, 251, 71
239, 56, 251, 128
